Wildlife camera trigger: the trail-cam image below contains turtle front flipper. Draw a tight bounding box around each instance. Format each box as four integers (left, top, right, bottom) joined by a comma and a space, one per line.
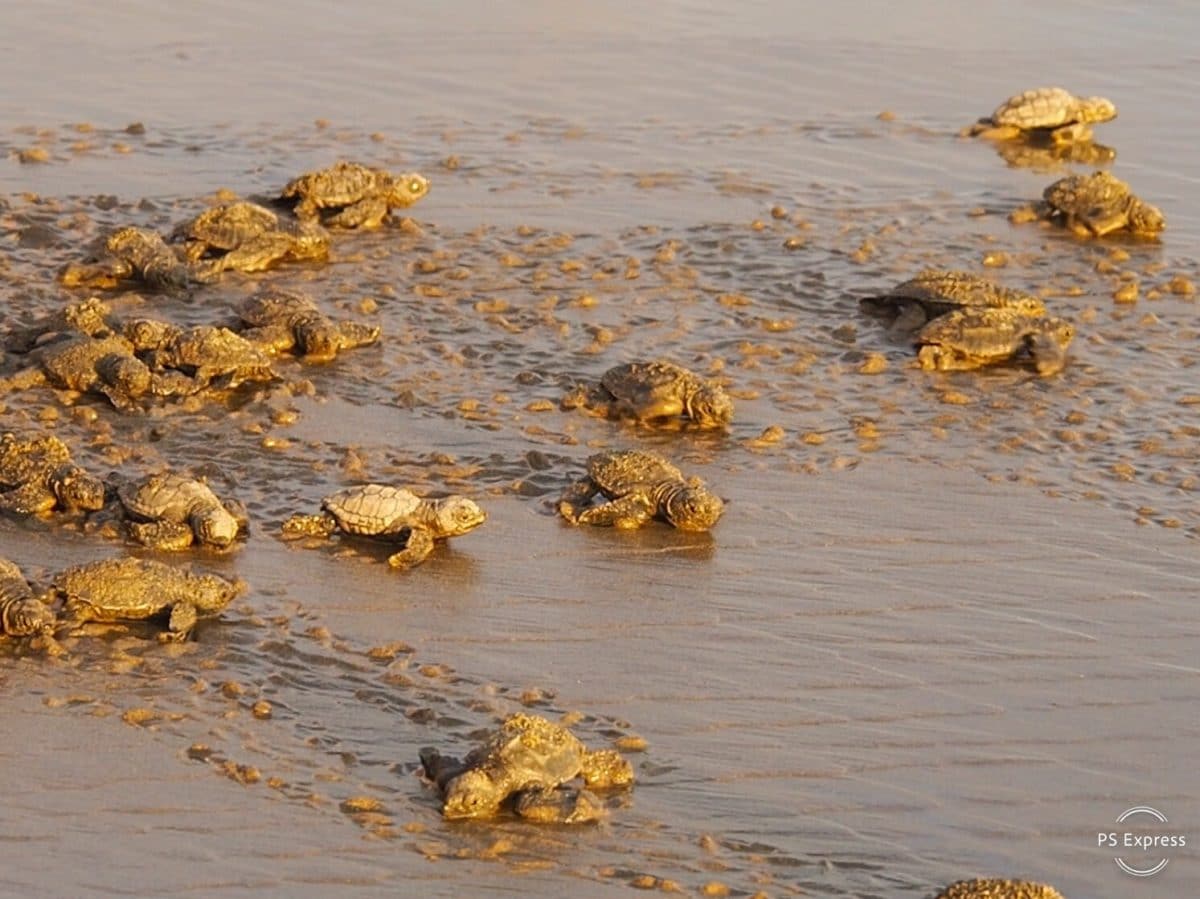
514, 787, 607, 824
622, 390, 685, 424
335, 321, 382, 351
281, 512, 339, 539
326, 196, 388, 230
419, 746, 468, 792
58, 259, 133, 289
557, 478, 600, 524
386, 526, 435, 570
575, 493, 655, 529
579, 748, 635, 788
240, 323, 297, 356
128, 519, 197, 551
162, 602, 199, 642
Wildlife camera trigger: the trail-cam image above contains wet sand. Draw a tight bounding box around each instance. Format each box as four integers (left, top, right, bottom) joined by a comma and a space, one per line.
2, 3, 1200, 897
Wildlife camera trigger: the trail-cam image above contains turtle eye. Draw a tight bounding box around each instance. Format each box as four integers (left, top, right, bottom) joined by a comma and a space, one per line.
410, 180, 425, 193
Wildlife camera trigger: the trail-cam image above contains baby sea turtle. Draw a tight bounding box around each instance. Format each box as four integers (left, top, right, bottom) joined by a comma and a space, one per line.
558, 449, 724, 531
51, 557, 242, 642
0, 432, 105, 515
280, 161, 430, 228
117, 473, 247, 551
124, 320, 277, 390
0, 558, 57, 637
237, 289, 380, 362
281, 484, 486, 569
563, 361, 733, 428
3, 296, 115, 355
931, 879, 1065, 899
171, 201, 282, 261
419, 712, 634, 822
59, 226, 190, 291
965, 86, 1117, 144
172, 201, 331, 281
1037, 170, 1165, 238
915, 308, 1075, 376
863, 270, 1046, 330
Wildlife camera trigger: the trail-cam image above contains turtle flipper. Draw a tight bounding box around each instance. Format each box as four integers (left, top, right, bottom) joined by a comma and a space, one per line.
514, 787, 607, 824
326, 196, 388, 230
386, 527, 435, 570
419, 747, 467, 792
128, 519, 196, 551
281, 512, 339, 539
580, 748, 635, 788
557, 478, 600, 524
163, 602, 199, 642
575, 493, 655, 529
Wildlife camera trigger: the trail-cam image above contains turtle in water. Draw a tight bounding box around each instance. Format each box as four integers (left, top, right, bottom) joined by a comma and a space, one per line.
419, 712, 634, 822
58, 226, 190, 291
280, 161, 430, 228
964, 86, 1117, 144
117, 473, 247, 551
931, 879, 1065, 899
862, 270, 1046, 330
0, 333, 196, 411
558, 449, 724, 531
281, 484, 486, 569
562, 361, 733, 428
236, 288, 381, 362
171, 200, 331, 281
915, 308, 1075, 376
51, 556, 243, 642
123, 319, 277, 390
0, 558, 57, 637
992, 136, 1116, 172
1036, 170, 1165, 238
0, 432, 105, 515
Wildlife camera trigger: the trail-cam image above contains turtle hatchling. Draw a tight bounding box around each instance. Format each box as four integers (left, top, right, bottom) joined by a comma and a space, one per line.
931, 879, 1066, 899
236, 288, 380, 362
281, 484, 486, 569
964, 86, 1116, 144
563, 360, 733, 428
1037, 170, 1165, 238
558, 449, 724, 531
59, 226, 190, 291
862, 270, 1046, 330
915, 307, 1075, 376
171, 200, 330, 281
0, 432, 105, 515
0, 558, 56, 637
419, 712, 634, 822
124, 319, 277, 390
51, 557, 242, 642
280, 160, 430, 229
118, 473, 247, 551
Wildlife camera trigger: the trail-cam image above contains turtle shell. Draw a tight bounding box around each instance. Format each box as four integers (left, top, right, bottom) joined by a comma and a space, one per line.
118, 473, 218, 521
282, 161, 381, 207
992, 87, 1086, 130
321, 484, 423, 536
867, 271, 1045, 319
471, 713, 587, 788
586, 449, 685, 496
173, 201, 278, 251
599, 361, 693, 400
238, 289, 319, 328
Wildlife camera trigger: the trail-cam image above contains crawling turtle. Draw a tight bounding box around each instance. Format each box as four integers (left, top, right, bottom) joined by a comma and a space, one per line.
171, 201, 282, 261
51, 556, 242, 642
563, 361, 733, 428
124, 320, 277, 389
964, 86, 1117, 144
171, 201, 331, 281
59, 226, 190, 291
0, 333, 194, 411
862, 270, 1046, 330
3, 297, 115, 355
419, 712, 634, 822
1037, 170, 1165, 238
931, 879, 1065, 899
236, 288, 380, 362
282, 484, 486, 569
117, 473, 247, 551
915, 307, 1075, 376
558, 449, 724, 531
280, 161, 429, 228
0, 432, 105, 515
0, 558, 57, 637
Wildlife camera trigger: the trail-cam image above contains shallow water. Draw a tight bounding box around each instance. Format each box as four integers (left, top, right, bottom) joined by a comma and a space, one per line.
2, 3, 1199, 897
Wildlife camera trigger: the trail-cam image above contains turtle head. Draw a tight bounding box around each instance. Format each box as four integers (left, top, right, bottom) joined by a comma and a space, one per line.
194, 506, 241, 548
1013, 295, 1046, 318
289, 222, 331, 261
2, 598, 56, 637
124, 318, 180, 353
51, 463, 106, 512
662, 482, 724, 532
687, 383, 734, 427
386, 172, 430, 208
433, 496, 487, 537
1127, 200, 1166, 237
1080, 96, 1117, 124
441, 769, 504, 819
194, 574, 244, 612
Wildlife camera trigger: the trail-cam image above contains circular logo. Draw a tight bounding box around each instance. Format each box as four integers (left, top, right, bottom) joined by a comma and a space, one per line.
1097, 806, 1188, 877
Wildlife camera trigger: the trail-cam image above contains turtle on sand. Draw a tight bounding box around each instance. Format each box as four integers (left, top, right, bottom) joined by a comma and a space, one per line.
58, 226, 190, 291
117, 472, 247, 551
0, 558, 57, 637
419, 712, 634, 823
171, 200, 330, 281
51, 557, 243, 642
930, 879, 1065, 899
963, 86, 1116, 144
123, 320, 277, 390
558, 449, 724, 531
236, 288, 380, 362
281, 484, 486, 569
915, 308, 1075, 376
0, 432, 105, 515
1036, 170, 1165, 238
562, 360, 733, 428
862, 270, 1045, 330
280, 161, 429, 229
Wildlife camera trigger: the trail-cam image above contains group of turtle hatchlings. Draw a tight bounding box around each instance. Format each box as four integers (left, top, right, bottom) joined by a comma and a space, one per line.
0, 97, 1132, 886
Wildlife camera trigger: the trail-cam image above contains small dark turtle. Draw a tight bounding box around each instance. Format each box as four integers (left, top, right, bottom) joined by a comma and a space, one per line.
1037, 170, 1165, 238
51, 557, 242, 642
281, 484, 486, 569
0, 432, 105, 515
964, 86, 1117, 144
915, 308, 1075, 376
117, 473, 247, 551
931, 879, 1065, 899
236, 288, 380, 362
419, 712, 634, 822
558, 449, 724, 531
124, 320, 277, 389
0, 558, 57, 637
862, 270, 1046, 330
280, 161, 430, 228
170, 201, 282, 262
59, 226, 190, 291
563, 361, 733, 428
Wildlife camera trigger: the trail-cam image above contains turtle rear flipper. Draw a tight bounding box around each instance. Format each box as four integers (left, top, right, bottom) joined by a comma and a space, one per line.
514, 787, 607, 825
